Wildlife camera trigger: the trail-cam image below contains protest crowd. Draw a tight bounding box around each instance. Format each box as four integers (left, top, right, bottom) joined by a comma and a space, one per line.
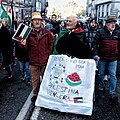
0, 8, 120, 117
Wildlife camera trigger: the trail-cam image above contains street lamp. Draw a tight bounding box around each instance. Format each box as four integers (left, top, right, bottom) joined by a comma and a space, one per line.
10, 0, 14, 28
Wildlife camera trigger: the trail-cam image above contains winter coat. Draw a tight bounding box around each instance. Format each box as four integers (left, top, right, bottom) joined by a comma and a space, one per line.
46, 20, 60, 34
94, 26, 120, 61
16, 42, 29, 62
0, 25, 12, 66
53, 28, 91, 59
84, 26, 97, 52
21, 28, 54, 66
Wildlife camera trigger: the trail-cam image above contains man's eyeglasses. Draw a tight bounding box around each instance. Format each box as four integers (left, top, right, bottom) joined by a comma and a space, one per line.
67, 20, 72, 22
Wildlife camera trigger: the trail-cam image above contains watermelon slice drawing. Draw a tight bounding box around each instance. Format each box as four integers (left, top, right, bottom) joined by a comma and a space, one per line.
65, 72, 82, 86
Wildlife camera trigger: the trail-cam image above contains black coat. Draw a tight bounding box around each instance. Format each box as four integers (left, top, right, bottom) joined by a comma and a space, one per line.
0, 25, 12, 65
56, 28, 91, 59
94, 26, 120, 61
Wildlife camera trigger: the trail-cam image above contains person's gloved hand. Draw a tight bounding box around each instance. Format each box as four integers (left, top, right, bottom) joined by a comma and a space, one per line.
93, 55, 100, 61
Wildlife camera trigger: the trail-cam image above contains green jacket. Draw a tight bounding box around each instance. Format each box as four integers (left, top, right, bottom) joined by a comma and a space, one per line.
53, 28, 70, 55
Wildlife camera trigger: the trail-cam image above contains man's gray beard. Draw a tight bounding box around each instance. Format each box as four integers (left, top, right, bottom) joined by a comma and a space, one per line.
66, 26, 74, 30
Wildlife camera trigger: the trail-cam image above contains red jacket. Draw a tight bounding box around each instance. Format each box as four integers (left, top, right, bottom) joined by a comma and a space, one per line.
21, 28, 54, 66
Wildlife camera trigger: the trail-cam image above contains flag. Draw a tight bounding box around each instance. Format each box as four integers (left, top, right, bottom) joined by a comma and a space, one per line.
12, 23, 32, 42
74, 97, 83, 103
7, 7, 12, 26
0, 0, 2, 5
0, 1, 12, 26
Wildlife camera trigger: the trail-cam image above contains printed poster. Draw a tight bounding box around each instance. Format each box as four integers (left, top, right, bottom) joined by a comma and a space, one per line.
35, 55, 96, 116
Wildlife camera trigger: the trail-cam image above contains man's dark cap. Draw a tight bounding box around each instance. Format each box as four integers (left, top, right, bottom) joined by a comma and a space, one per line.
90, 19, 96, 23
106, 18, 117, 23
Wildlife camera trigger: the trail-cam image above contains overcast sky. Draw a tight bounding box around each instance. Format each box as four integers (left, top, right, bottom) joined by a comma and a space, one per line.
48, 0, 87, 9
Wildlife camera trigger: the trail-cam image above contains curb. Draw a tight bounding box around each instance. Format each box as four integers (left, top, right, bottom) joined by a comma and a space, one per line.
30, 106, 41, 120
15, 91, 33, 120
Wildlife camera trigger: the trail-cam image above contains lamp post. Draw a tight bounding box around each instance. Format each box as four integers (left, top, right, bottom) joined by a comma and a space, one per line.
10, 0, 14, 28
34, 0, 36, 11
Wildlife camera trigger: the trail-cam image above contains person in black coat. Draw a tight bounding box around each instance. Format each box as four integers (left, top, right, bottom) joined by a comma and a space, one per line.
16, 41, 31, 85
54, 15, 91, 59
0, 20, 13, 79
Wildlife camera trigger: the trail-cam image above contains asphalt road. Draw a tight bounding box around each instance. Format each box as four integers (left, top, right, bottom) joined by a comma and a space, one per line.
0, 62, 120, 120
0, 63, 32, 120
31, 72, 120, 120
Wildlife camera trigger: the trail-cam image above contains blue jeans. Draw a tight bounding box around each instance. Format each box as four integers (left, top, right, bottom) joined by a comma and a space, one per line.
98, 60, 117, 95
19, 61, 31, 81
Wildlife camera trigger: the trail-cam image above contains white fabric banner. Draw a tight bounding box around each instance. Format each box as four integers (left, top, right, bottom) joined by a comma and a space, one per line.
35, 55, 96, 116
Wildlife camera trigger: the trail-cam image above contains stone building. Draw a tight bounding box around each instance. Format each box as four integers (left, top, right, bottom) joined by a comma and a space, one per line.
86, 0, 120, 25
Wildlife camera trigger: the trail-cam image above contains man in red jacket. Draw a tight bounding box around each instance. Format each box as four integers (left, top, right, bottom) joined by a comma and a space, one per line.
94, 18, 120, 103
21, 12, 54, 103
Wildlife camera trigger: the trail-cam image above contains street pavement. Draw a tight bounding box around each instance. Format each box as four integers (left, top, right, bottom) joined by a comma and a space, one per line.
30, 74, 120, 120
1, 62, 120, 120
0, 62, 32, 120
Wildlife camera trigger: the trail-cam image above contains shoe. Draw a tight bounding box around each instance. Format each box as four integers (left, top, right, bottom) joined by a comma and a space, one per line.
98, 87, 105, 92
31, 96, 37, 103
103, 75, 108, 82
109, 94, 118, 102
26, 81, 31, 86
21, 77, 25, 81
8, 74, 13, 79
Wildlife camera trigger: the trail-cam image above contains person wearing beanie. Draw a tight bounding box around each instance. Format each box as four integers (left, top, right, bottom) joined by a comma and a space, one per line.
93, 17, 120, 103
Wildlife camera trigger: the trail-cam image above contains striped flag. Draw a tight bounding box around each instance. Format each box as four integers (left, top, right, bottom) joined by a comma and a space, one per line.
74, 97, 83, 103
7, 7, 12, 26
0, 0, 12, 26
12, 23, 32, 42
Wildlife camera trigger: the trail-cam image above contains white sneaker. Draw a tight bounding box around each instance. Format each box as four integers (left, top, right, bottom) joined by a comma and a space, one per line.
103, 75, 108, 82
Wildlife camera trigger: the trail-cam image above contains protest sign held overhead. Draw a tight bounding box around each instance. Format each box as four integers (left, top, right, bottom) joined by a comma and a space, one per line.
12, 23, 32, 42
35, 55, 96, 116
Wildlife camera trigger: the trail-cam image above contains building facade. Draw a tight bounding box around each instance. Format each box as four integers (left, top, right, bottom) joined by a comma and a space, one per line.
2, 0, 48, 20
86, 0, 120, 25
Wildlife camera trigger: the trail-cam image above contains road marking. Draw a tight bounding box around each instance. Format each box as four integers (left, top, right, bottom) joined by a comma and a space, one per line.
15, 91, 33, 120
30, 106, 41, 120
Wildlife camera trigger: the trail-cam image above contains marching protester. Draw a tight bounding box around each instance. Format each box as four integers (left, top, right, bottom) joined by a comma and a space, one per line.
84, 19, 98, 58
46, 14, 60, 35
20, 12, 54, 103
93, 18, 120, 102
2, 18, 16, 67
53, 14, 91, 59
0, 19, 13, 79
15, 41, 31, 85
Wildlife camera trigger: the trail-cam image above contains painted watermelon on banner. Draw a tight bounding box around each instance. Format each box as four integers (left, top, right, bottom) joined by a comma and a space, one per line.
65, 72, 82, 86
